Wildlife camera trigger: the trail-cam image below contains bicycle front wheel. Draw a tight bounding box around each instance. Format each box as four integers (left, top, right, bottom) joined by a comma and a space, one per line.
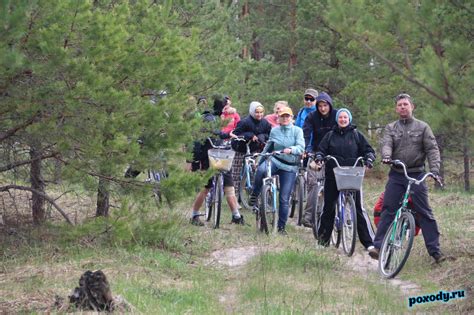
296, 177, 305, 226
341, 193, 357, 257
212, 174, 223, 229
205, 188, 213, 221
311, 186, 324, 240
259, 184, 277, 235
379, 211, 415, 278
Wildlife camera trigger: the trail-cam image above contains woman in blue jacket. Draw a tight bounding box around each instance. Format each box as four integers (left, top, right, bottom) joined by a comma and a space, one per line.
249, 107, 305, 234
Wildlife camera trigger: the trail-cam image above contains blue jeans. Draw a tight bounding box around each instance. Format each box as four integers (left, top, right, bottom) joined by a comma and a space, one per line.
252, 161, 296, 229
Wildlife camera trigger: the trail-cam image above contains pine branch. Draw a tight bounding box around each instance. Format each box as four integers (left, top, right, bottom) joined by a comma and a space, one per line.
0, 151, 59, 172
0, 112, 41, 142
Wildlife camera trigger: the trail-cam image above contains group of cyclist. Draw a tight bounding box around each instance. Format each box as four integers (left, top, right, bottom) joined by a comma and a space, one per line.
188, 89, 445, 264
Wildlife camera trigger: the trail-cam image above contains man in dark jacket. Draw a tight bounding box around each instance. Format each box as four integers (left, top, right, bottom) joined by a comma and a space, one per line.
300, 92, 338, 227
369, 93, 445, 263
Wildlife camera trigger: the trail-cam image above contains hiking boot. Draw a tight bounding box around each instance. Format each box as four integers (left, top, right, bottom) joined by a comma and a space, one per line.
190, 215, 204, 226
368, 247, 379, 260
231, 215, 245, 225
301, 217, 313, 228
277, 227, 288, 236
317, 239, 330, 248
432, 252, 446, 264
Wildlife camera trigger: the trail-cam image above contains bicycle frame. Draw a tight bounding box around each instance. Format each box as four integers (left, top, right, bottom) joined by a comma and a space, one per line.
386, 160, 434, 246
262, 154, 278, 214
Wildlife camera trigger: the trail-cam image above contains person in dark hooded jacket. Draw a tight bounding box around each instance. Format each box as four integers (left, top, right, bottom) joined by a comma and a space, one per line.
315, 108, 376, 249
300, 92, 338, 227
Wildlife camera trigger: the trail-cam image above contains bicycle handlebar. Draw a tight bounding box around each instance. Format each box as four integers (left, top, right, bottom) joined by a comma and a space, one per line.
207, 137, 231, 150
324, 155, 365, 168
385, 159, 442, 186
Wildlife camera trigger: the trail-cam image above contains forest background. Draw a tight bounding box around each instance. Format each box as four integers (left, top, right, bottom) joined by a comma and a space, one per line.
1, 0, 471, 221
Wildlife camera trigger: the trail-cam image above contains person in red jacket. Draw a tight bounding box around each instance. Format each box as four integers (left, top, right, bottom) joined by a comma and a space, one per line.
220, 96, 240, 136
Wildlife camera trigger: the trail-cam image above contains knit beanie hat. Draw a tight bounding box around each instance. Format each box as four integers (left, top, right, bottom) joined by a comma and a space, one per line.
336, 108, 352, 123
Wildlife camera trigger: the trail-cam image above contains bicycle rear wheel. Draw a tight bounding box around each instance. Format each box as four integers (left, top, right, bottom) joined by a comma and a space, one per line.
379, 211, 415, 278
212, 175, 223, 229
311, 186, 324, 240
341, 193, 357, 256
239, 166, 255, 210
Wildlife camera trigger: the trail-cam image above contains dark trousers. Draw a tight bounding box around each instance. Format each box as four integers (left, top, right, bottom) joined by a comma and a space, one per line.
374, 170, 440, 256
318, 178, 374, 248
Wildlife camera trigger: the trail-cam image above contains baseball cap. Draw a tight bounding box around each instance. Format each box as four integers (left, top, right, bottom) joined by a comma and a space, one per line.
278, 107, 293, 116
304, 88, 318, 99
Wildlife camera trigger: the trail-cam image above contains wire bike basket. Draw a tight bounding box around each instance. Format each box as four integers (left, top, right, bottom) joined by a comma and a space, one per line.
208, 149, 235, 171
333, 166, 365, 191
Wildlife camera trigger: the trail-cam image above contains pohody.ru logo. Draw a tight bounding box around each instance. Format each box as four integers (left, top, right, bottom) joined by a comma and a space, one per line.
408, 289, 466, 307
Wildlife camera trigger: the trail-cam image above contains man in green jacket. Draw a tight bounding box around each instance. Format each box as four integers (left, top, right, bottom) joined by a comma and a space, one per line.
369, 93, 445, 263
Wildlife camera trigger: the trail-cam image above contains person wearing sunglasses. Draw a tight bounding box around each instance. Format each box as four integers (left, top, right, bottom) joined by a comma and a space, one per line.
300, 92, 339, 228
368, 93, 445, 264
295, 88, 318, 128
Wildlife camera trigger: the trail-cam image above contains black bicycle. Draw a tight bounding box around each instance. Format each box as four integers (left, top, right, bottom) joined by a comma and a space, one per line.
204, 138, 235, 229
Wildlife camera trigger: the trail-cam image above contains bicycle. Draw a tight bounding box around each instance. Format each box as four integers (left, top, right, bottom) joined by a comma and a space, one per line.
289, 154, 306, 226
233, 137, 258, 210
306, 153, 326, 240
204, 138, 235, 229
253, 151, 285, 235
324, 155, 365, 256
378, 159, 440, 278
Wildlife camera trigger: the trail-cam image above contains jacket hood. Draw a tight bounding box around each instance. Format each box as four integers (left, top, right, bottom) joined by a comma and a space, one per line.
249, 101, 264, 119
316, 92, 334, 112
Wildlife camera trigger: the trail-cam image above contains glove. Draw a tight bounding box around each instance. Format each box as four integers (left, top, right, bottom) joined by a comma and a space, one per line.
315, 154, 324, 162
365, 157, 374, 169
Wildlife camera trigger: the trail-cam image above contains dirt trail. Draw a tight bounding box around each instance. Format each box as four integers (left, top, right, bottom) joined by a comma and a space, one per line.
209, 241, 422, 312
343, 249, 421, 296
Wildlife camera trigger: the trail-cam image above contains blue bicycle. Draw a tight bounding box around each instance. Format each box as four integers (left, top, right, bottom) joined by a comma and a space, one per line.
233, 137, 258, 210
253, 151, 283, 235
325, 155, 365, 257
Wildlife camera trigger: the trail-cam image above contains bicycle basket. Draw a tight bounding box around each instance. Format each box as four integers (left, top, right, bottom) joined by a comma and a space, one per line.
333, 166, 365, 191
208, 149, 235, 171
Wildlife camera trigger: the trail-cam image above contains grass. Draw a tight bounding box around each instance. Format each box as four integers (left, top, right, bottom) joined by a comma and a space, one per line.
1, 177, 473, 313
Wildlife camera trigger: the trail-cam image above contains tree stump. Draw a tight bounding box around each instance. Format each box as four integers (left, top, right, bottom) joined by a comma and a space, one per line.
69, 270, 114, 311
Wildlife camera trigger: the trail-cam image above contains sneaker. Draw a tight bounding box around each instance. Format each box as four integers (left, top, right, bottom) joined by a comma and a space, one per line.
231, 215, 245, 225
432, 252, 446, 264
301, 217, 313, 228
277, 227, 288, 236
368, 247, 379, 260
190, 215, 204, 226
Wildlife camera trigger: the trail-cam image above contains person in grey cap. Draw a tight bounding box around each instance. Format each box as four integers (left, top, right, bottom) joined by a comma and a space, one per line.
295, 88, 318, 128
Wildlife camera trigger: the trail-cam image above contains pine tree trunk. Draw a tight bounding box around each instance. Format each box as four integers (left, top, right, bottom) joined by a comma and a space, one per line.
96, 178, 110, 217
241, 0, 249, 60
288, 0, 297, 73
30, 143, 45, 225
